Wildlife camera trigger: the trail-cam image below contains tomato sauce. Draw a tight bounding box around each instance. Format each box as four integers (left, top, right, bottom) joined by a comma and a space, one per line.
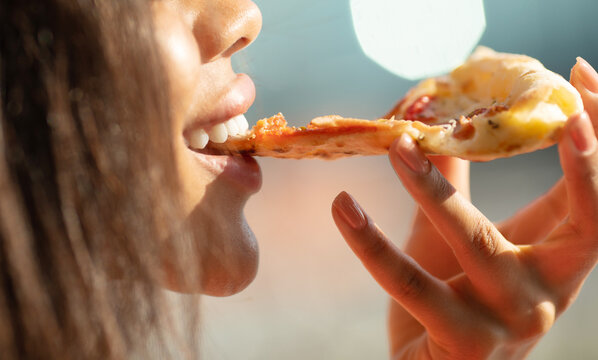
404, 95, 437, 123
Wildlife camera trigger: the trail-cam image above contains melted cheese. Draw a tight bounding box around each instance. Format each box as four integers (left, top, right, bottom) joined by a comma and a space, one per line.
208, 47, 584, 161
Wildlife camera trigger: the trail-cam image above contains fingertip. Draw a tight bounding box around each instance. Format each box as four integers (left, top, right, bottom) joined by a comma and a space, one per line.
571, 57, 585, 77
388, 137, 401, 163
563, 111, 596, 155
332, 191, 367, 231
389, 135, 457, 208
573, 57, 598, 94
390, 134, 431, 175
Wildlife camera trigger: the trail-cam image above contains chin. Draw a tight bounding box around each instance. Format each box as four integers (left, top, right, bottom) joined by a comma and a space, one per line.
163, 187, 259, 295
160, 214, 259, 295
200, 216, 259, 297
166, 149, 261, 294
198, 178, 260, 296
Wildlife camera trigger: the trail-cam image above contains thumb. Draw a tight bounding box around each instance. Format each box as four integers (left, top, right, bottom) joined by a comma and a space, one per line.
570, 58, 598, 133
558, 111, 598, 236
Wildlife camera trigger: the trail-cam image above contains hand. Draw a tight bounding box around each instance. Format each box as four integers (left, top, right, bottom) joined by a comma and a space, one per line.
331, 58, 598, 359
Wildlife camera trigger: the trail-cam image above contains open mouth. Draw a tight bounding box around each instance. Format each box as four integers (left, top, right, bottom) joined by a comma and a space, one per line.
186, 114, 250, 156
184, 111, 261, 192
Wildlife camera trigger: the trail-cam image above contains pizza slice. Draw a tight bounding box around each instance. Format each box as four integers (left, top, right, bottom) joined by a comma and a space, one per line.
204, 47, 583, 161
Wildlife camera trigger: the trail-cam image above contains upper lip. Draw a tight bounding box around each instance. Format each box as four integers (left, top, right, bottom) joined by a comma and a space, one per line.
184, 73, 256, 134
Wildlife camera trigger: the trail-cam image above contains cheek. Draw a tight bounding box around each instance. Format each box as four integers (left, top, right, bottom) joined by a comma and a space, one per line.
161, 29, 201, 100
151, 2, 258, 295
152, 3, 203, 132
175, 147, 210, 216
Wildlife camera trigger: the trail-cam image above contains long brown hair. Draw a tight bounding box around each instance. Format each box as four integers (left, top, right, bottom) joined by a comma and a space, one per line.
1, 1, 201, 358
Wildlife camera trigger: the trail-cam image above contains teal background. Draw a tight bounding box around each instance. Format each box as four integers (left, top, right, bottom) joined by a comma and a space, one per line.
237, 0, 598, 124
202, 1, 598, 359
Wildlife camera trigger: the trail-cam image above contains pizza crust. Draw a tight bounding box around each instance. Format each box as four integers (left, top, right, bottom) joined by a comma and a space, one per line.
214, 114, 445, 160
206, 47, 583, 161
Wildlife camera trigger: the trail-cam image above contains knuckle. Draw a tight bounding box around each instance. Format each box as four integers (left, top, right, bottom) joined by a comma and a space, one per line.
359, 234, 389, 260
519, 302, 556, 338
429, 170, 455, 202
470, 220, 499, 259
507, 297, 556, 339
394, 266, 426, 299
565, 221, 598, 255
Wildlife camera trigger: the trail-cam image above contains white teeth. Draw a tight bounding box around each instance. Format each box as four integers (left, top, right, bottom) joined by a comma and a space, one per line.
224, 117, 240, 136
189, 128, 210, 150
188, 114, 250, 150
208, 123, 228, 144
233, 114, 249, 133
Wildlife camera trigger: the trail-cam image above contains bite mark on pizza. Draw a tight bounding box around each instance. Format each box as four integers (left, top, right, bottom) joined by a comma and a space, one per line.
200, 47, 584, 161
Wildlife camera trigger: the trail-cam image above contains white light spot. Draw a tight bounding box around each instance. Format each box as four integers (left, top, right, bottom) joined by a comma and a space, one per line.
350, 0, 486, 80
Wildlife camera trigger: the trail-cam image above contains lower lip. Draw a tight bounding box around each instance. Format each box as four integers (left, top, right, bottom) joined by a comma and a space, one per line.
187, 73, 261, 192
191, 152, 262, 193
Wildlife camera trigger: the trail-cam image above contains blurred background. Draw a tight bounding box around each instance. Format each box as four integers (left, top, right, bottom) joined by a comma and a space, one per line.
201, 0, 598, 358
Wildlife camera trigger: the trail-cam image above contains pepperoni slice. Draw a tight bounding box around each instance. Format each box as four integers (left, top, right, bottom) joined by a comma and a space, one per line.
404, 95, 437, 123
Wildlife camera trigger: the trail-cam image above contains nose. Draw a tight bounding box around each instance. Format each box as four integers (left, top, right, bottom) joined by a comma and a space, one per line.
192, 0, 262, 63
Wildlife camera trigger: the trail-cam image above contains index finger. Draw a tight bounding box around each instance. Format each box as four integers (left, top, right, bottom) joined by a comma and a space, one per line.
331, 191, 461, 335
389, 134, 520, 301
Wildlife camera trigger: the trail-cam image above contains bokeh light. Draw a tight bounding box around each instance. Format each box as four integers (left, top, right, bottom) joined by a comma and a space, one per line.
350, 0, 486, 80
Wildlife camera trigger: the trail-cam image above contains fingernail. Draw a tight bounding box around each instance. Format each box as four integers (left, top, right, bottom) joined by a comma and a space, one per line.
333, 191, 367, 230
569, 112, 597, 153
576, 57, 598, 94
396, 134, 431, 174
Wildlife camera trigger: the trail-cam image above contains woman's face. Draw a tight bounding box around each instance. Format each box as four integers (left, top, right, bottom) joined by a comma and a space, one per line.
151, 0, 263, 296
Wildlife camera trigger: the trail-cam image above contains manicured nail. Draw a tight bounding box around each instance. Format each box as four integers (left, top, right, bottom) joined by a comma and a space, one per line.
396, 134, 431, 174
569, 112, 597, 153
333, 191, 367, 230
576, 57, 598, 94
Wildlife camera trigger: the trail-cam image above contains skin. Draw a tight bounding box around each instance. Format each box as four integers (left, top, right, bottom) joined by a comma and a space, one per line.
151, 1, 598, 355
332, 58, 598, 359
150, 0, 263, 295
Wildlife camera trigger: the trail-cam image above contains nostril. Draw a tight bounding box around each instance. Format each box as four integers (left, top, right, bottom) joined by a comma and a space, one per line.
192, 0, 262, 63
222, 37, 251, 58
